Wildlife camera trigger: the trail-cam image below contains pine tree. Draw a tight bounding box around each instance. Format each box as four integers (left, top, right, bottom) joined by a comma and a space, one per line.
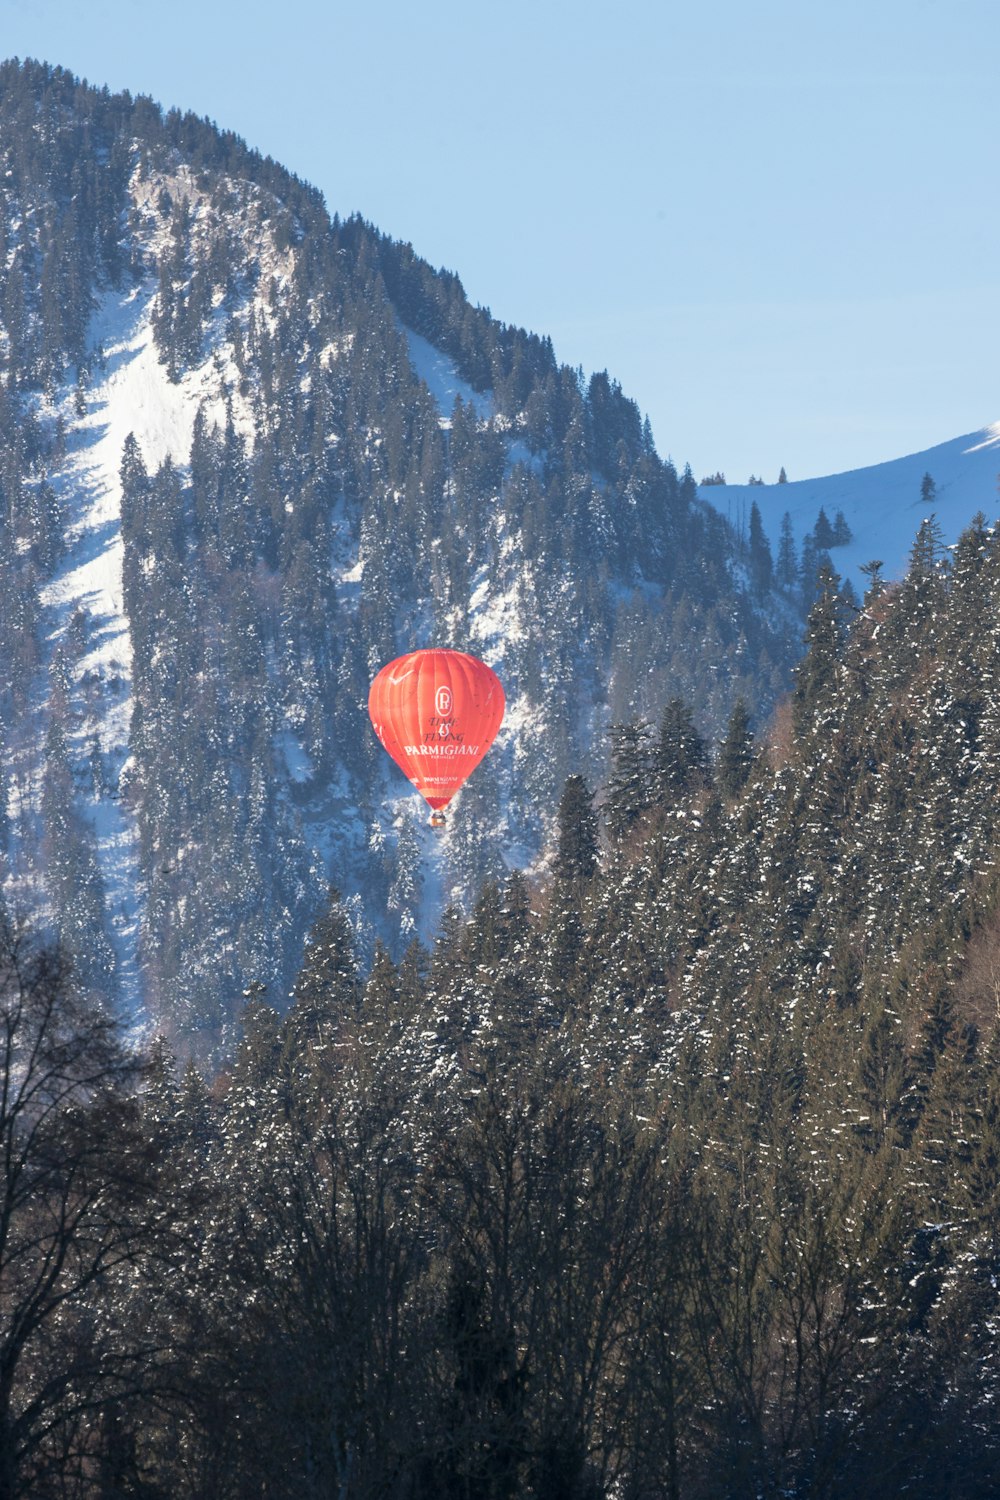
364, 941, 401, 1026
909, 513, 945, 578
388, 814, 424, 946
605, 722, 656, 841
831, 509, 852, 546
717, 698, 754, 798
799, 532, 834, 610
792, 563, 844, 738
859, 559, 885, 602
291, 885, 359, 1023
655, 698, 709, 803
813, 506, 835, 549
748, 501, 773, 599
554, 775, 600, 884
776, 511, 798, 591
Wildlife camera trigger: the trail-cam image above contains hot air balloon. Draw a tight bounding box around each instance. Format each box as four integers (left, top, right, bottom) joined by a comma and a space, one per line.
368, 648, 505, 827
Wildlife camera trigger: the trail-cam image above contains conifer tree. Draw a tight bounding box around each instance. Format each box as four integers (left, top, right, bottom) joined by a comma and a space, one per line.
717, 697, 754, 798
799, 531, 820, 606
792, 563, 844, 739
832, 508, 852, 546
291, 885, 359, 1023
813, 506, 835, 549
364, 941, 401, 1026
388, 813, 424, 945
748, 500, 773, 598
859, 559, 885, 602
554, 775, 599, 884
776, 511, 798, 591
655, 699, 709, 803
909, 512, 945, 577
605, 722, 656, 841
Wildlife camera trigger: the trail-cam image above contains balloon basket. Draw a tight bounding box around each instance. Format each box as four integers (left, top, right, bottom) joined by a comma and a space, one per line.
429, 811, 447, 830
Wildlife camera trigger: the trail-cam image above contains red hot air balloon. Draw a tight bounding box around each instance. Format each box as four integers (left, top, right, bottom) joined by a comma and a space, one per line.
368, 649, 505, 827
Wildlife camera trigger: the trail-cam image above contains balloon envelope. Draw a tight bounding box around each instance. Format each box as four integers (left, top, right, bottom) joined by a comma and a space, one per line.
368, 649, 505, 810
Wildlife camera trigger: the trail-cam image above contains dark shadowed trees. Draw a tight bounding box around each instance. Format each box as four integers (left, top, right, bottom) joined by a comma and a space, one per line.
0, 925, 170, 1500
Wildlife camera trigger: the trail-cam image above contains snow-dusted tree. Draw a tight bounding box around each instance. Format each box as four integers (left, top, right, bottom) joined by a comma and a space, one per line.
387, 811, 424, 948
605, 722, 655, 842
553, 774, 600, 884
655, 698, 709, 804
290, 885, 359, 1028
716, 697, 754, 798
792, 563, 844, 739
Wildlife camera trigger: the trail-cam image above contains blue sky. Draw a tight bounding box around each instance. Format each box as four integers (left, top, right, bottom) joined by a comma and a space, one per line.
3, 0, 998, 483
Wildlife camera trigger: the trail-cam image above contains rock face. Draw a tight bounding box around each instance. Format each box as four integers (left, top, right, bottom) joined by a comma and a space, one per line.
0, 60, 800, 1056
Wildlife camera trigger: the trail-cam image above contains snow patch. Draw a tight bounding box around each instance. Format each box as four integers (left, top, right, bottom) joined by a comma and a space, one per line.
700, 422, 1000, 590
26, 276, 251, 1018
402, 326, 493, 424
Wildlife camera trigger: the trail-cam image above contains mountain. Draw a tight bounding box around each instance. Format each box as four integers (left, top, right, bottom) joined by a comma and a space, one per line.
0, 60, 801, 1056
8, 452, 1000, 1500
701, 423, 1000, 592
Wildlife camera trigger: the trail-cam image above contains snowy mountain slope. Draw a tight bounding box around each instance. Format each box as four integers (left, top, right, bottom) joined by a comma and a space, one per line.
2, 148, 301, 1026
701, 424, 1000, 588
25, 282, 257, 1017
7, 162, 523, 1023
0, 60, 805, 1055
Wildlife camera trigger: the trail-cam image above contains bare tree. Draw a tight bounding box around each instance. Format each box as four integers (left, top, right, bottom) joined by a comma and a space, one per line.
0, 921, 162, 1499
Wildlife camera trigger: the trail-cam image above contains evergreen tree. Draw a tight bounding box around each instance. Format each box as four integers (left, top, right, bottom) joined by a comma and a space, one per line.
832, 508, 852, 546
605, 722, 656, 841
909, 512, 945, 577
291, 885, 359, 1024
799, 530, 834, 610
655, 698, 709, 803
792, 563, 844, 738
748, 500, 773, 598
776, 511, 798, 591
716, 697, 754, 798
553, 774, 600, 884
813, 506, 835, 549
388, 813, 424, 946
859, 558, 885, 602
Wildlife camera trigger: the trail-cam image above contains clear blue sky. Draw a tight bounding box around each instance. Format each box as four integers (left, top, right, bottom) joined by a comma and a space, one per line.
3, 0, 999, 482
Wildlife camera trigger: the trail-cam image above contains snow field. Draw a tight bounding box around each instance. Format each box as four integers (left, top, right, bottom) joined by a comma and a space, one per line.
701, 423, 1000, 589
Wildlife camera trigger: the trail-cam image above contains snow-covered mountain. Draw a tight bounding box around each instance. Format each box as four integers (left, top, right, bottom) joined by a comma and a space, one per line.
701, 424, 1000, 590
0, 60, 801, 1056
14, 54, 999, 1061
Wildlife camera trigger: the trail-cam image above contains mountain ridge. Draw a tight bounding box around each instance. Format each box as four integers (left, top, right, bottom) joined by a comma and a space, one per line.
701, 422, 1000, 590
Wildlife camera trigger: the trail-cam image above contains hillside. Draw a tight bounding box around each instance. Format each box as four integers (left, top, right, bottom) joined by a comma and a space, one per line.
7, 492, 1000, 1500
0, 60, 801, 1054
702, 423, 1000, 590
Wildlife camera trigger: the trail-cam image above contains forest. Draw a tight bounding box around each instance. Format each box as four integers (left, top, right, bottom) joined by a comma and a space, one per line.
4, 514, 1000, 1499
0, 59, 806, 1052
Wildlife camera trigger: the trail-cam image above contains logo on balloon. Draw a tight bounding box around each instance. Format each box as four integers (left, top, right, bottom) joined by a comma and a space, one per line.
436, 685, 453, 716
